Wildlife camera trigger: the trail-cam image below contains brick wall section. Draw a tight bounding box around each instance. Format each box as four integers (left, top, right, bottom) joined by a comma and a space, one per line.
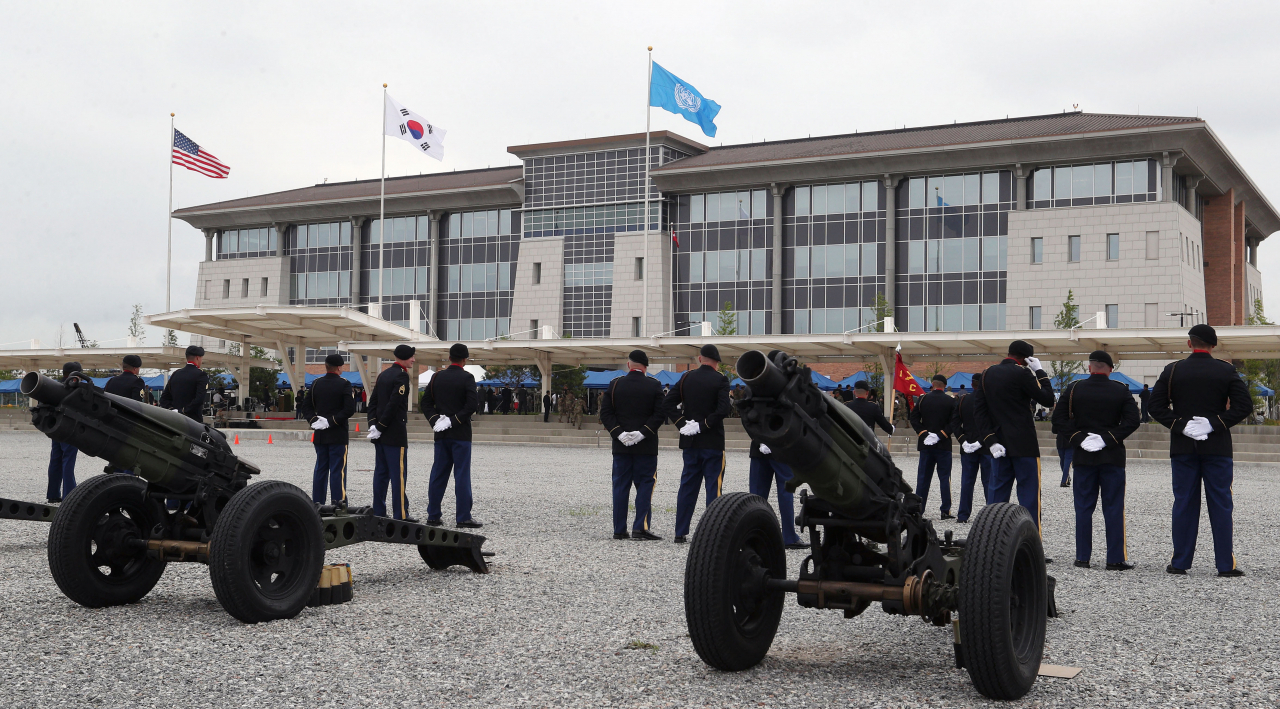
1235, 200, 1247, 324
1202, 188, 1238, 326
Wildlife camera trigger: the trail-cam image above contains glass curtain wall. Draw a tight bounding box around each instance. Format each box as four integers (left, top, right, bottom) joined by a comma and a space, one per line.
1028, 159, 1159, 209
673, 189, 772, 335
439, 209, 519, 340
219, 227, 278, 259
288, 222, 352, 306
361, 216, 430, 330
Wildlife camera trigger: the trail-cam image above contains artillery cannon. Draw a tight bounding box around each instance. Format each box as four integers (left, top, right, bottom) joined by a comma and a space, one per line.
684, 351, 1051, 700
21, 372, 489, 623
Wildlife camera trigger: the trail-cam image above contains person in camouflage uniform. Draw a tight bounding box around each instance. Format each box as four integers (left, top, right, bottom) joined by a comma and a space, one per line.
558, 391, 573, 424
570, 394, 585, 429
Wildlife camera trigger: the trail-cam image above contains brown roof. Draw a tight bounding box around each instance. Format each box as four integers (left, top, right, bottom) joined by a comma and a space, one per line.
652, 112, 1203, 172
507, 130, 708, 158
173, 166, 523, 215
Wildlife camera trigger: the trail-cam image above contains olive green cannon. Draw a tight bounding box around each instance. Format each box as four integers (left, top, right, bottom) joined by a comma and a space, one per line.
683, 351, 1051, 700
21, 372, 489, 623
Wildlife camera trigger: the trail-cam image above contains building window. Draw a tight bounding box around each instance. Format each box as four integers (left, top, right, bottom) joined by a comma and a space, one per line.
204, 280, 210, 300
635, 257, 644, 280
562, 232, 614, 337
531, 320, 539, 338
533, 262, 542, 285
690, 190, 768, 222
632, 317, 642, 337
447, 209, 515, 239
260, 278, 268, 297
1068, 235, 1081, 263
1028, 159, 1159, 209
438, 210, 518, 339
1105, 304, 1119, 328
689, 308, 768, 335
222, 279, 230, 299
1145, 303, 1158, 328
291, 221, 358, 308
1029, 306, 1042, 330
218, 227, 278, 259
1031, 238, 1043, 264
1106, 233, 1119, 260
1146, 231, 1158, 260
240, 278, 249, 298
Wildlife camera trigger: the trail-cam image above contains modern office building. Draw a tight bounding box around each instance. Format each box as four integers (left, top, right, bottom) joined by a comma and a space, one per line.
173, 111, 1276, 381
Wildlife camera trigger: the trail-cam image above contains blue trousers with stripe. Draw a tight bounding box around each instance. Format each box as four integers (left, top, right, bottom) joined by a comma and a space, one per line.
427, 440, 474, 523
612, 454, 657, 535
47, 441, 78, 500
956, 452, 992, 522
749, 458, 801, 545
675, 448, 725, 537
990, 455, 1042, 532
1072, 463, 1127, 564
1058, 446, 1074, 485
372, 444, 409, 520
311, 443, 348, 505
915, 448, 953, 515
1170, 454, 1235, 573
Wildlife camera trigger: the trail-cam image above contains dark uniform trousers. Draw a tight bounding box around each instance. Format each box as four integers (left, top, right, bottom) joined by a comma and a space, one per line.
675, 449, 724, 537
1073, 463, 1127, 564
47, 441, 78, 500
991, 457, 1042, 530
312, 444, 348, 506
612, 454, 657, 535
1057, 446, 1074, 485
1170, 454, 1235, 573
749, 458, 801, 545
372, 445, 409, 519
956, 452, 992, 522
427, 440, 474, 523
916, 450, 952, 515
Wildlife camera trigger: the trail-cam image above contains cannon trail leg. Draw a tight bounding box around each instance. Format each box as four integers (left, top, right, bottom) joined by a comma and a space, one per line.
208, 481, 324, 624
684, 493, 787, 671
47, 475, 167, 607
958, 502, 1047, 700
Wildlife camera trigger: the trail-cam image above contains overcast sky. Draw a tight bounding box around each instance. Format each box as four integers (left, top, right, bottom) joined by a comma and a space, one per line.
3, 1, 1279, 349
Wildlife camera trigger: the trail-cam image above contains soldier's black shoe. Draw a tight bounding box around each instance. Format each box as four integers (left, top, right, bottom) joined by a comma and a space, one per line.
1061, 477, 1071, 487
1166, 564, 1188, 575
46, 498, 61, 504
940, 512, 955, 520
1106, 562, 1135, 571
1073, 560, 1091, 569
457, 519, 484, 529
673, 535, 688, 544
401, 516, 420, 524
1044, 557, 1054, 564
1218, 569, 1245, 578
785, 542, 811, 550
631, 530, 662, 541
613, 532, 630, 540
425, 518, 443, 527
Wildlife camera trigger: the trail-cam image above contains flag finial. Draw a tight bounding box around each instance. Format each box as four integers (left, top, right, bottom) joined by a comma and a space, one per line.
382, 83, 387, 88
170, 112, 174, 117
647, 46, 652, 51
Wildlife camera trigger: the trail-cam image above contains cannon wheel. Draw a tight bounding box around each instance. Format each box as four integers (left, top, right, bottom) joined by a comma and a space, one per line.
685, 492, 787, 671
47, 474, 167, 607
208, 481, 324, 623
959, 502, 1047, 700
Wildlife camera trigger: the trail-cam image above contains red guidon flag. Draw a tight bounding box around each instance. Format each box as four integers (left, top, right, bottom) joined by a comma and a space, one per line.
893, 351, 925, 409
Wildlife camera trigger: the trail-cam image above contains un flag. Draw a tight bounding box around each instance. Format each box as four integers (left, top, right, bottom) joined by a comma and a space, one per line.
649, 62, 721, 138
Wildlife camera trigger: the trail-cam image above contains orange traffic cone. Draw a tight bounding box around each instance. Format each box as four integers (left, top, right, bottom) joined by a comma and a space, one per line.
268, 434, 273, 444
355, 423, 360, 433
234, 434, 239, 445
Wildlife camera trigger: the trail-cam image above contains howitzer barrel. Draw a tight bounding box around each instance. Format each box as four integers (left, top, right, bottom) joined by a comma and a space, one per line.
22, 372, 257, 492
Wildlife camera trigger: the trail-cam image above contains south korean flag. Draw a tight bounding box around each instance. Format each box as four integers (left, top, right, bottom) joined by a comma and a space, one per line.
384, 93, 447, 161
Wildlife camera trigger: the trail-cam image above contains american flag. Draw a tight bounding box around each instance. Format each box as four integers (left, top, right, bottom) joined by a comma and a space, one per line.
172, 129, 230, 179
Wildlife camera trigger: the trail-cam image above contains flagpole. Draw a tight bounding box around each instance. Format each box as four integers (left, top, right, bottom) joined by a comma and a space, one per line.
380, 83, 387, 304
643, 46, 652, 337
166, 112, 175, 312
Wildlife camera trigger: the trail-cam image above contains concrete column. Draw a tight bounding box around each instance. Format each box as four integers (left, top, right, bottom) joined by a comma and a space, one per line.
273, 223, 289, 257
409, 360, 419, 413
203, 229, 215, 261
769, 183, 786, 335
237, 338, 249, 409
535, 353, 552, 405
882, 174, 901, 316
1184, 175, 1203, 213
1014, 164, 1029, 210
350, 217, 365, 308
428, 211, 442, 336
1160, 152, 1182, 202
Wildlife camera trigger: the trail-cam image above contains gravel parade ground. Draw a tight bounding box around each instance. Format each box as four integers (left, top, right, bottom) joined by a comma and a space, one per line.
1, 431, 1277, 708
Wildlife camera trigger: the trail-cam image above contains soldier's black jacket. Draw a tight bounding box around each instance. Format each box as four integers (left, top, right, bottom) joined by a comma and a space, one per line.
298, 372, 358, 446
599, 370, 666, 456
949, 392, 988, 455
159, 363, 208, 422
910, 389, 957, 452
367, 363, 411, 447
1050, 374, 1141, 467
973, 358, 1055, 458
421, 364, 478, 442
663, 364, 731, 451
1149, 351, 1252, 457
105, 371, 152, 405
845, 397, 893, 434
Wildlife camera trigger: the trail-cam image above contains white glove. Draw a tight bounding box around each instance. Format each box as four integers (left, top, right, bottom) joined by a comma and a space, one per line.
962, 441, 981, 454
170, 408, 180, 413
1081, 433, 1106, 452
990, 443, 1007, 458
679, 421, 701, 436
620, 431, 643, 446
923, 432, 940, 446
310, 418, 330, 431
366, 427, 381, 440
1024, 356, 1043, 372
433, 416, 453, 433
1182, 416, 1211, 441
758, 443, 771, 455
890, 425, 896, 434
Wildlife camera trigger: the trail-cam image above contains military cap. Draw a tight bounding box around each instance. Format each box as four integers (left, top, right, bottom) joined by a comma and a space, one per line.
185, 345, 205, 358
853, 380, 870, 391
628, 349, 649, 367
1008, 340, 1034, 358
932, 374, 948, 385
393, 344, 417, 360
1189, 323, 1217, 346
699, 344, 721, 362
122, 354, 142, 368
324, 353, 345, 368
448, 343, 469, 360
1088, 350, 1114, 368
971, 372, 982, 385
62, 361, 83, 378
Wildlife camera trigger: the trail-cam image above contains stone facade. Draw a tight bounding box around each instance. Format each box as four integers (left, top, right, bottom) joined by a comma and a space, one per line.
509, 237, 566, 339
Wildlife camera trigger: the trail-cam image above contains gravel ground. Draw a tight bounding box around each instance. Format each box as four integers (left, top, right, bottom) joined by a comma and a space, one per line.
1, 432, 1277, 708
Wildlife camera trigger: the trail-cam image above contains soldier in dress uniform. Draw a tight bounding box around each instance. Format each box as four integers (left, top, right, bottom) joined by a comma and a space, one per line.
46, 362, 88, 502
1149, 324, 1252, 577
159, 345, 210, 422
422, 343, 482, 528
663, 344, 731, 544
910, 374, 958, 519
973, 340, 1056, 537
1052, 351, 1140, 570
298, 353, 358, 507
845, 380, 894, 435
598, 349, 665, 540
749, 440, 808, 549
366, 344, 415, 521
104, 354, 154, 474
951, 372, 993, 523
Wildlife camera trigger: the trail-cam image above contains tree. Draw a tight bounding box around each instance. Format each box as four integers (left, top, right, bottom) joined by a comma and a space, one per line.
484, 364, 534, 390
862, 293, 892, 394
164, 329, 179, 347
549, 364, 587, 397
128, 304, 146, 345
1049, 290, 1085, 390
248, 345, 281, 404
1242, 298, 1279, 418
713, 301, 738, 336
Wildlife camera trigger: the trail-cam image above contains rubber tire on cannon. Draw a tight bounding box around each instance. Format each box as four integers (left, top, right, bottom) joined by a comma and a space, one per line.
684, 492, 787, 671
209, 481, 325, 623
958, 502, 1048, 700
47, 474, 167, 608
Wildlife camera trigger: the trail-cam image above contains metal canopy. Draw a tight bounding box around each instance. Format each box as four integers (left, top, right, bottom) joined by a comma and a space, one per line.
0, 346, 277, 373
145, 306, 429, 348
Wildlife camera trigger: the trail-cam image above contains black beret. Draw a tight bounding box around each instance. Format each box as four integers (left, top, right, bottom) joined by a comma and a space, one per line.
932, 374, 948, 384
448, 343, 469, 360
394, 344, 417, 360
699, 344, 721, 362
1088, 350, 1114, 368
971, 372, 982, 385
62, 361, 82, 378
1189, 323, 1217, 346
628, 349, 649, 367
1008, 340, 1034, 358
853, 380, 870, 391
185, 345, 205, 358
324, 353, 346, 368
122, 354, 142, 368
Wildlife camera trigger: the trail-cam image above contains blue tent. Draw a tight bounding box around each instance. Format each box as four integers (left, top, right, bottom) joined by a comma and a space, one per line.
947, 372, 977, 392
478, 376, 539, 388
835, 371, 870, 388
654, 370, 683, 386
733, 369, 837, 391
0, 379, 21, 393
1059, 371, 1143, 394
583, 370, 627, 389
